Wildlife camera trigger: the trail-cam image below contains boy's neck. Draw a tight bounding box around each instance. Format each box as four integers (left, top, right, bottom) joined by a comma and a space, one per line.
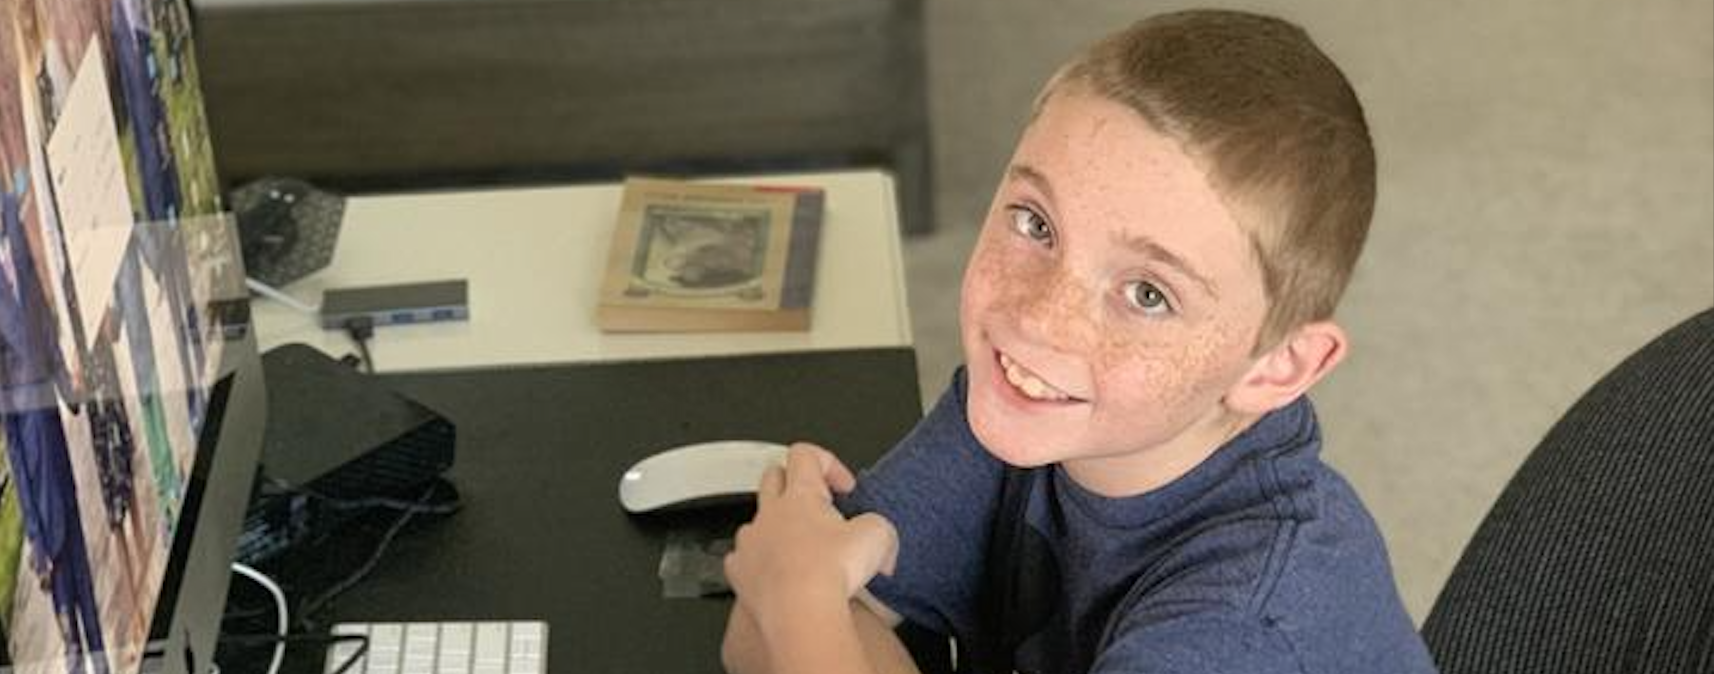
1060, 408, 1260, 498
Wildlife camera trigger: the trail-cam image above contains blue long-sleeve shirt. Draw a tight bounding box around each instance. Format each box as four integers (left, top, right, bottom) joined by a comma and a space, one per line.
838, 369, 1437, 674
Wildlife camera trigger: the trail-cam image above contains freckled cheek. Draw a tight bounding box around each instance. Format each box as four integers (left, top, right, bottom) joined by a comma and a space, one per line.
1090, 351, 1185, 417
1090, 333, 1230, 407
965, 241, 1047, 315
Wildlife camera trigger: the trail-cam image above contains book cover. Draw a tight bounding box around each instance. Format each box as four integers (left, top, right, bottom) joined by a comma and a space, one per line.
597, 178, 825, 332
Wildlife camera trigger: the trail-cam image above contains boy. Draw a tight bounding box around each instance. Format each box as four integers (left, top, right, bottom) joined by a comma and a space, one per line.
722, 9, 1438, 674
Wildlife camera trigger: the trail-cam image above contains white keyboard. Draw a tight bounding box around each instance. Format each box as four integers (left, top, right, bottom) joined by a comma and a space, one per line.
326, 621, 548, 674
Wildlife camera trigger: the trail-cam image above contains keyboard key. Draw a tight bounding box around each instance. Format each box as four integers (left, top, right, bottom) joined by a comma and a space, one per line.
437, 623, 474, 674
328, 640, 363, 674
472, 623, 510, 674
510, 623, 545, 644
367, 624, 405, 674
403, 624, 439, 674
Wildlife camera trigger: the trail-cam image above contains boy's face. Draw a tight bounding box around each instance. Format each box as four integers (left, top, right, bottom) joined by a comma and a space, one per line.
960, 89, 1273, 493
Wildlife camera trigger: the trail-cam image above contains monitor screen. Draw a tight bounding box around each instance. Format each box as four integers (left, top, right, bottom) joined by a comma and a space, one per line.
0, 0, 261, 672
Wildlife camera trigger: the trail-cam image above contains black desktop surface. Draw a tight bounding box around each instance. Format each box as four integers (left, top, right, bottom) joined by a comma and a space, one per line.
263, 347, 925, 674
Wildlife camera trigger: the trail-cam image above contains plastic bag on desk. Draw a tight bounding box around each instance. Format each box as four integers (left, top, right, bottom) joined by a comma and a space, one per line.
659, 530, 735, 598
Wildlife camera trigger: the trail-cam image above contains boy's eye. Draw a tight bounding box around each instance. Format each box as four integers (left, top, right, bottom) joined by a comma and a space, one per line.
1122, 280, 1174, 316
1007, 207, 1054, 247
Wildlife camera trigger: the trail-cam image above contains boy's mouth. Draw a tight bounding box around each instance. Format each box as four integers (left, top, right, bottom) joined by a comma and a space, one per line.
997, 351, 1085, 404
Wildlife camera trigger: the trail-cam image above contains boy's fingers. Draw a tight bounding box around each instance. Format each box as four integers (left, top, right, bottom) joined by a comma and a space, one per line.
791, 442, 858, 494
821, 453, 858, 495
783, 445, 830, 499
847, 512, 900, 578
722, 547, 743, 584
757, 465, 785, 503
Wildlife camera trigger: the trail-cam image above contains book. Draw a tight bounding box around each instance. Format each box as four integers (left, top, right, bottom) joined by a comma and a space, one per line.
597, 177, 825, 332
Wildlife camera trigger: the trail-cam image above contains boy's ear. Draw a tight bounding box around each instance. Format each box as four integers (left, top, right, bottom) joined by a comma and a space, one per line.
1224, 321, 1348, 415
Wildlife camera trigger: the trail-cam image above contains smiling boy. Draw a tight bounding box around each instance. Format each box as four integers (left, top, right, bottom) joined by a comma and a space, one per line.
722, 10, 1437, 674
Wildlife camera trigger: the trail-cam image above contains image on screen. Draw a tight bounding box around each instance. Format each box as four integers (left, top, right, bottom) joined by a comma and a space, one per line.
0, 0, 234, 671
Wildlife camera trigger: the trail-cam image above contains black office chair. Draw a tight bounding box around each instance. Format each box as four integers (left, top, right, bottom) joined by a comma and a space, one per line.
1422, 307, 1714, 674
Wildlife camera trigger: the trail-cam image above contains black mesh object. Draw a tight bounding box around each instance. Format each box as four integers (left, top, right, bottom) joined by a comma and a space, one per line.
1422, 307, 1714, 674
231, 177, 345, 287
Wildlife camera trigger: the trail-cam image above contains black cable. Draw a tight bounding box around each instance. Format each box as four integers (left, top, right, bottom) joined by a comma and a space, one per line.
343, 317, 375, 374
296, 482, 442, 626
261, 475, 462, 515
222, 601, 274, 623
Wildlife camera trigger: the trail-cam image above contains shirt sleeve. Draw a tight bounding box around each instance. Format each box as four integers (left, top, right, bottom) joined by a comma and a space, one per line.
1088, 610, 1304, 674
835, 368, 1004, 640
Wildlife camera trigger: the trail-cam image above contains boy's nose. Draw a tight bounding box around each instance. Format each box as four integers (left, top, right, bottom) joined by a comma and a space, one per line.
1013, 265, 1101, 353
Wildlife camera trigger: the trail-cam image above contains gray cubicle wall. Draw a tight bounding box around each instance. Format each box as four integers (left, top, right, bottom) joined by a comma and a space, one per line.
191, 0, 934, 233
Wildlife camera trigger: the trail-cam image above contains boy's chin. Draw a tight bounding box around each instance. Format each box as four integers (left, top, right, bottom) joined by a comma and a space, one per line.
966, 401, 1073, 469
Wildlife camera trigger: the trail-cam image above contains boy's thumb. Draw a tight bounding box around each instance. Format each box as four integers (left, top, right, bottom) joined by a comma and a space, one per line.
847, 513, 900, 579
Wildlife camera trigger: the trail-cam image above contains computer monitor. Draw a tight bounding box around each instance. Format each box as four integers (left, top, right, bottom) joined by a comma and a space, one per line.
0, 0, 264, 672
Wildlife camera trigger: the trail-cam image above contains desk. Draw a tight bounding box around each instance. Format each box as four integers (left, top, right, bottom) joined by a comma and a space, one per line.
252, 348, 924, 674
244, 170, 924, 672
253, 170, 913, 371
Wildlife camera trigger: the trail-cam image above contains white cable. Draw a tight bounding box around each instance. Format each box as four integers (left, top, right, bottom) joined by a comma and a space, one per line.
245, 277, 319, 316
231, 562, 288, 674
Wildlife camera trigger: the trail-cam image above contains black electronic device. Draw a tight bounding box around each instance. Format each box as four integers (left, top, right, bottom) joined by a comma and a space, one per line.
240, 345, 457, 564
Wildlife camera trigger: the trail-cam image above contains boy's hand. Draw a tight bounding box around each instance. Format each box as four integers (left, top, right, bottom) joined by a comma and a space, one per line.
725, 443, 899, 622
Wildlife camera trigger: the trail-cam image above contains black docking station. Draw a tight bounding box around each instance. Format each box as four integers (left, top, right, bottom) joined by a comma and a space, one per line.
241, 344, 456, 564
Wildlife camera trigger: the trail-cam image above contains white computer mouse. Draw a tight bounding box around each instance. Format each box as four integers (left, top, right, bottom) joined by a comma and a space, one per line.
618, 440, 790, 514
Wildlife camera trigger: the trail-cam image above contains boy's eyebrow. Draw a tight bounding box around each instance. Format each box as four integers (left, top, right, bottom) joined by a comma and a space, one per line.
1115, 233, 1220, 299
1008, 164, 1057, 204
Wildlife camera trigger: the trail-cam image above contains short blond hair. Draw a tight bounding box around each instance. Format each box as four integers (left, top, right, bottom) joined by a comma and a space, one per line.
1038, 10, 1376, 350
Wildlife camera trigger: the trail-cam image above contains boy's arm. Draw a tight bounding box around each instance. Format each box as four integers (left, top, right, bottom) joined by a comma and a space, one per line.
721, 445, 913, 674
721, 597, 920, 674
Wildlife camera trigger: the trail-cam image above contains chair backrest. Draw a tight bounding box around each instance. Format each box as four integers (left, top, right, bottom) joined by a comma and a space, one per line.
1422, 307, 1714, 674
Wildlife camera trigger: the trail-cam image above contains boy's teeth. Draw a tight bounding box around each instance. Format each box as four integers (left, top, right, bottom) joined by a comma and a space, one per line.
999, 353, 1072, 402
